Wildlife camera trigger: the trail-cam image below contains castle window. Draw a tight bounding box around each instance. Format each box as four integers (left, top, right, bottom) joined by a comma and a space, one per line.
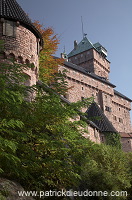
119, 118, 123, 123
81, 97, 85, 101
105, 106, 111, 112
25, 59, 30, 65
18, 56, 23, 64
3, 20, 16, 37
113, 116, 117, 121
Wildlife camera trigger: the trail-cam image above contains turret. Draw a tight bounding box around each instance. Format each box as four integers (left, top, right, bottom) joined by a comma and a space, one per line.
0, 0, 43, 85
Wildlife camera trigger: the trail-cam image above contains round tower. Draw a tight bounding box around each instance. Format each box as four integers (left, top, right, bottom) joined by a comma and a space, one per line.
0, 0, 43, 85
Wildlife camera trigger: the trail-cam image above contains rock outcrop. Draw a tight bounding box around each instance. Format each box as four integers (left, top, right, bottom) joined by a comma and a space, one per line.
0, 178, 35, 200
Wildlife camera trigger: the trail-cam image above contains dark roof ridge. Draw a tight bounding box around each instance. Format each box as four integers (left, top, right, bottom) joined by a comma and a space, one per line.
114, 89, 132, 102
64, 60, 116, 88
0, 0, 43, 45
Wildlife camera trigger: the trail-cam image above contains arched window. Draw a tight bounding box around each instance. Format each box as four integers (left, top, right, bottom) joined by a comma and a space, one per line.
9, 53, 15, 61
18, 56, 23, 64
25, 59, 30, 65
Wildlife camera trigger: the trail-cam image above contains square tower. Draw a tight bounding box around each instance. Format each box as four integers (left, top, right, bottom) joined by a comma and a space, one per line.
68, 37, 110, 80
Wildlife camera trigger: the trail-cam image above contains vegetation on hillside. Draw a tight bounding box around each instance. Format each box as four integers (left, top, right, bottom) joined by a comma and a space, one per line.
0, 23, 131, 199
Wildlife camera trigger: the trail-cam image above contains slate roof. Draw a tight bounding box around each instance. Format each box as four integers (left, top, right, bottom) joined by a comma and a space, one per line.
114, 90, 132, 102
93, 42, 102, 49
64, 60, 116, 88
68, 37, 94, 57
56, 57, 132, 102
0, 0, 43, 44
93, 42, 107, 52
120, 132, 132, 138
86, 102, 117, 133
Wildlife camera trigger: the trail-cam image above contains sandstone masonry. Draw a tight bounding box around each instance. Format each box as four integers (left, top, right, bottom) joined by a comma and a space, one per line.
60, 36, 132, 152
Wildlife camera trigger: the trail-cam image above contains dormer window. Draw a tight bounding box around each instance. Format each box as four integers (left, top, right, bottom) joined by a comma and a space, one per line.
3, 20, 16, 37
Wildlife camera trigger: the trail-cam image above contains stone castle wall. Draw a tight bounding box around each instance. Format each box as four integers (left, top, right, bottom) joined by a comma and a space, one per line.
0, 21, 39, 85
68, 49, 110, 79
59, 64, 132, 135
120, 137, 132, 152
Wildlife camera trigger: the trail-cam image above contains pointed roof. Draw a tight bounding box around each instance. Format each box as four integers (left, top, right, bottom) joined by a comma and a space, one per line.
0, 0, 43, 44
68, 37, 94, 57
86, 102, 117, 133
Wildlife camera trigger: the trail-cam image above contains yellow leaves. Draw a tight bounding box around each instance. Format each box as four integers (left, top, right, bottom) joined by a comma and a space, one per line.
33, 21, 64, 84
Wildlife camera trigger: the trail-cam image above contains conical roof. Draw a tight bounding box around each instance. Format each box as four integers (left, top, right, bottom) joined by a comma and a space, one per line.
68, 37, 94, 58
0, 0, 43, 44
86, 102, 117, 133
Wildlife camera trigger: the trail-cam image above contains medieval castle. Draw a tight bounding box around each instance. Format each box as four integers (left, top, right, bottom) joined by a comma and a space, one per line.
0, 0, 132, 152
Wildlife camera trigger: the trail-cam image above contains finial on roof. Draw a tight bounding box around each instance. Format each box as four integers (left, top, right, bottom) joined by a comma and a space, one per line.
84, 33, 87, 38
61, 46, 68, 61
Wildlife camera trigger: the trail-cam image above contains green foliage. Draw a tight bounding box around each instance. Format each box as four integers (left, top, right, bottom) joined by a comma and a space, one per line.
0, 59, 92, 191
80, 144, 131, 200
0, 193, 6, 200
126, 153, 132, 200
104, 132, 121, 149
0, 50, 131, 199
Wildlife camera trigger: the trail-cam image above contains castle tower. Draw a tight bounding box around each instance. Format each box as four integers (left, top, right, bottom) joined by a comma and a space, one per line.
68, 36, 110, 80
0, 0, 43, 85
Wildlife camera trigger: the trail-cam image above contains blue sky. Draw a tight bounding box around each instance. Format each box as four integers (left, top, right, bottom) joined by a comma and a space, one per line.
18, 0, 132, 119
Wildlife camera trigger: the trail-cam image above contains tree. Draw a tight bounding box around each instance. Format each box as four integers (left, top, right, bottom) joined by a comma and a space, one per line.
0, 60, 131, 199
0, 55, 93, 193
79, 144, 131, 200
33, 21, 65, 86
0, 20, 132, 199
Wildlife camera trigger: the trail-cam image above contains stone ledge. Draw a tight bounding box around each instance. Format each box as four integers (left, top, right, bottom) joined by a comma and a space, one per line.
0, 178, 35, 200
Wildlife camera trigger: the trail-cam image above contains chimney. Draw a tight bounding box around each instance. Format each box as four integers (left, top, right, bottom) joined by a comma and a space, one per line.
74, 40, 78, 49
